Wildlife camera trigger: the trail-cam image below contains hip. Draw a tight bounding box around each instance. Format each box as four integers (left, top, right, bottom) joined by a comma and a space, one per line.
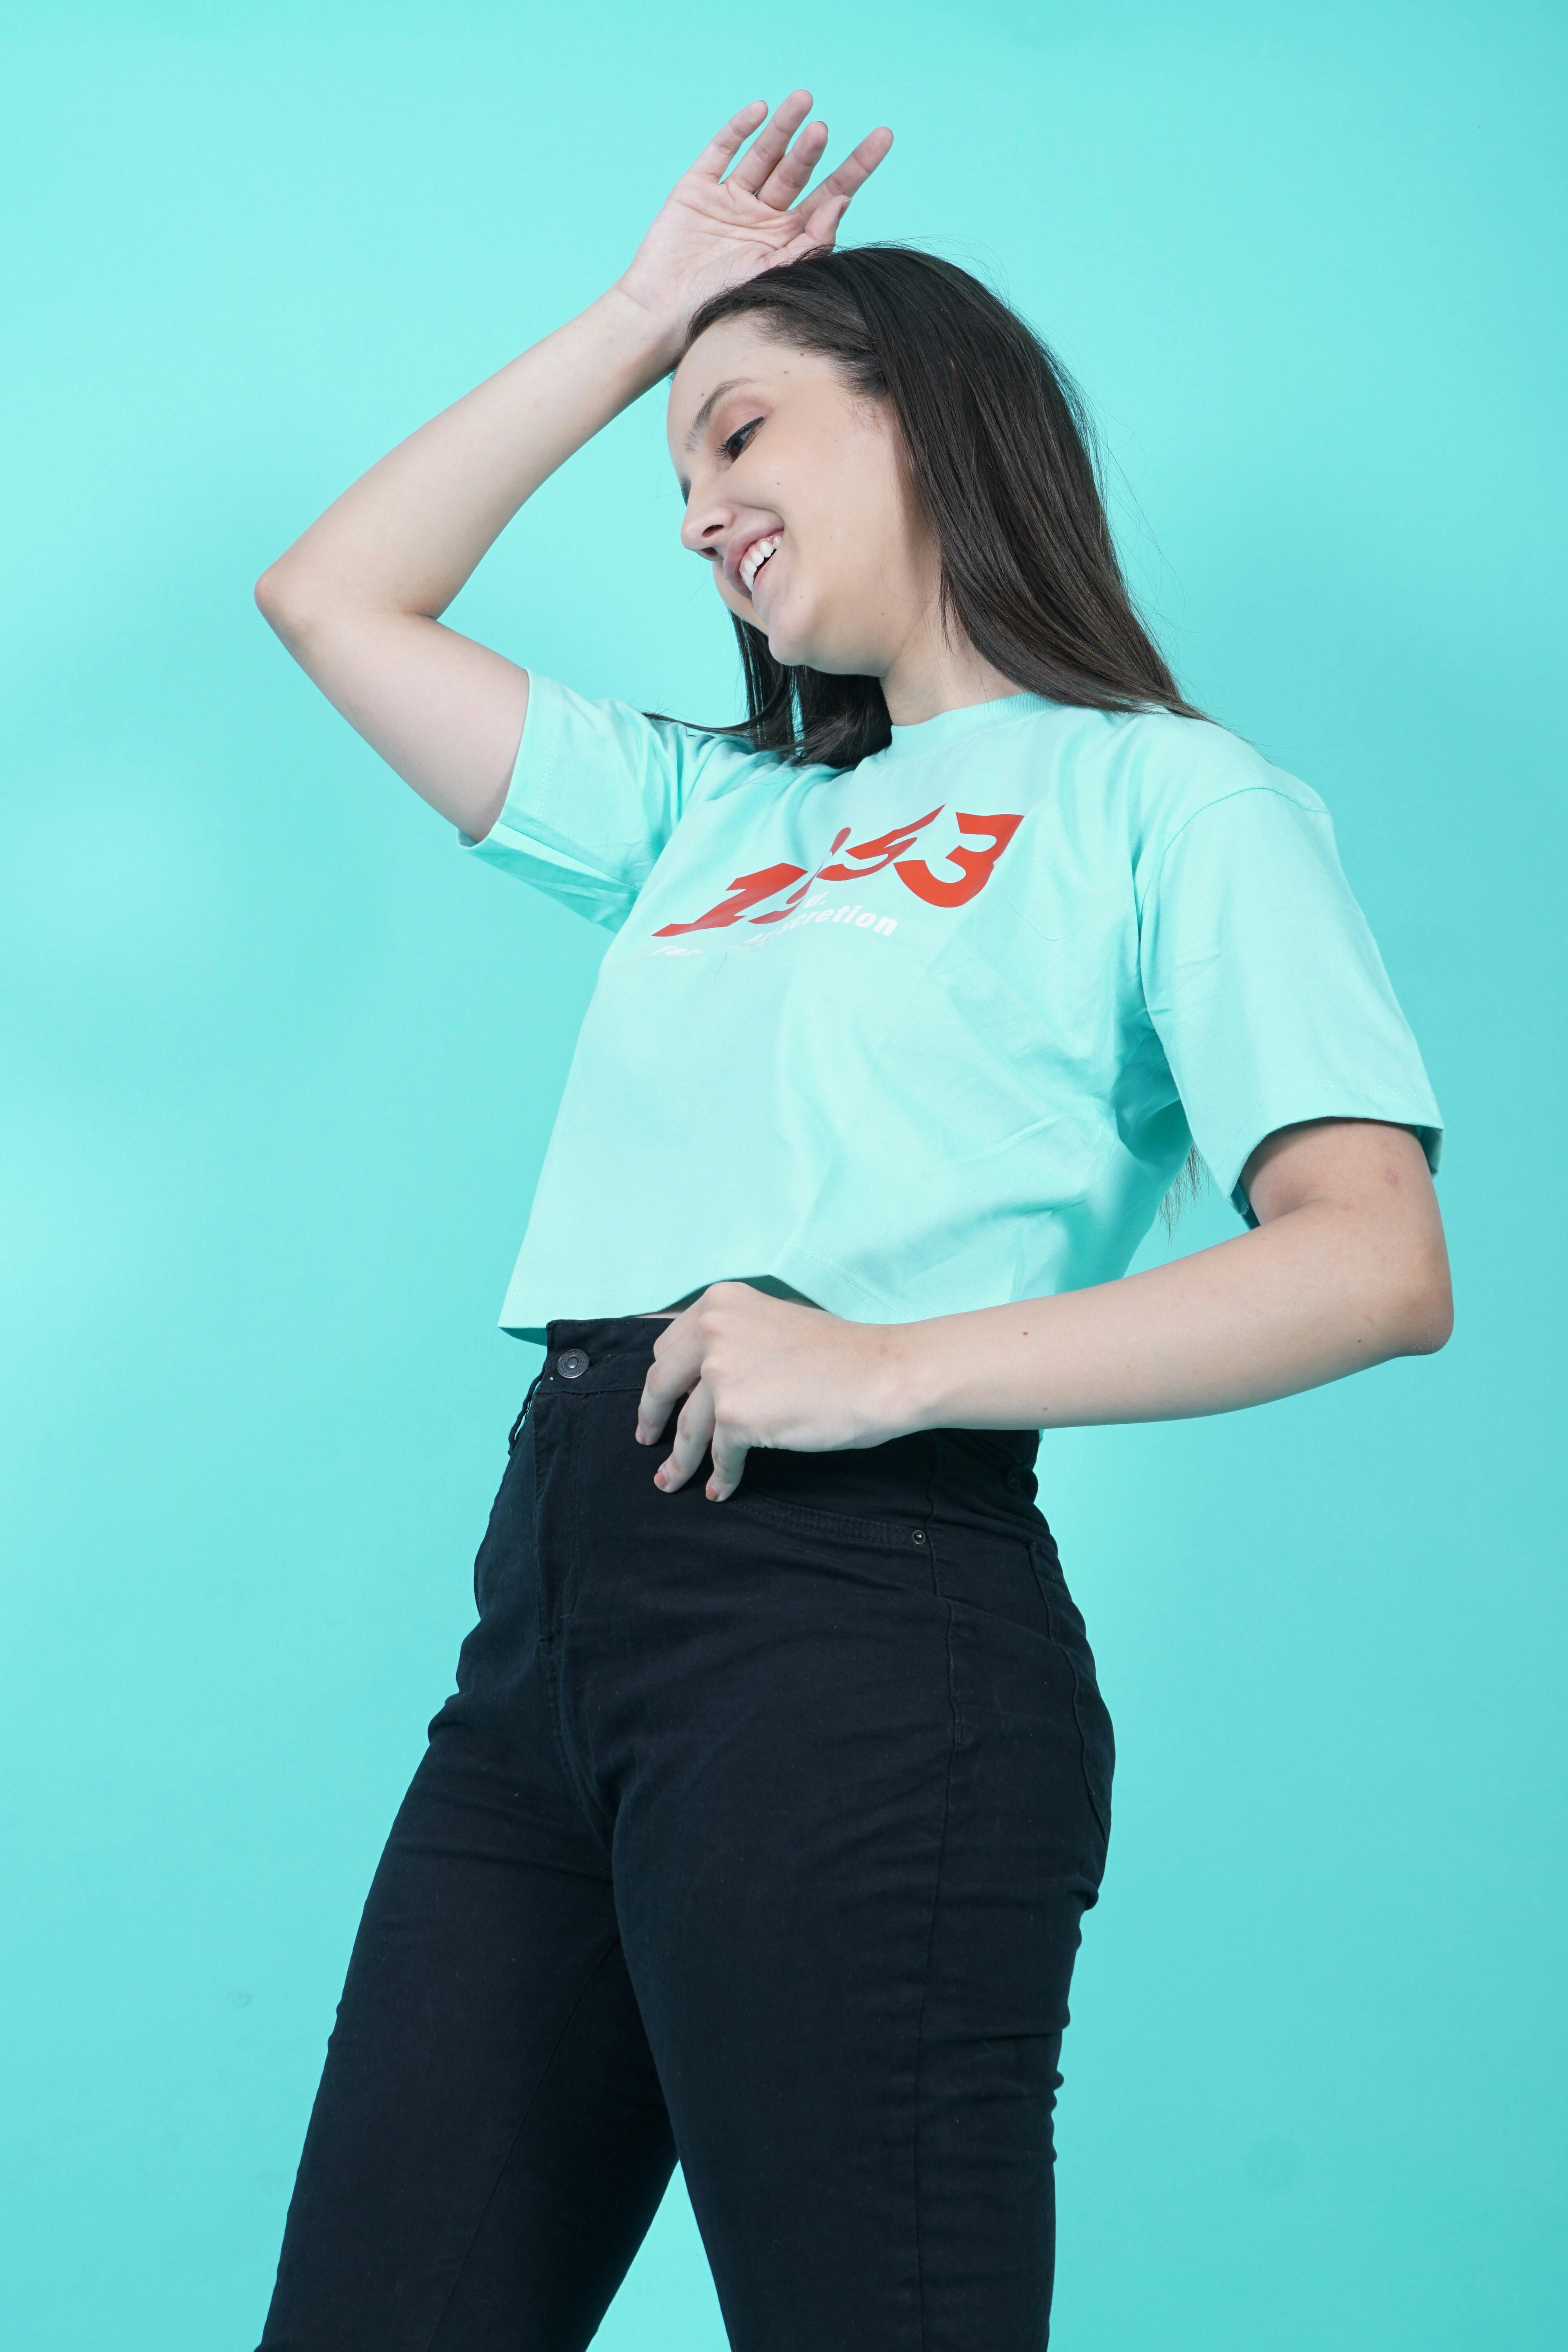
455, 1318, 1114, 1856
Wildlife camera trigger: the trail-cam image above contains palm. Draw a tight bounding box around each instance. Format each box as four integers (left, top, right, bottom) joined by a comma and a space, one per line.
619, 94, 893, 331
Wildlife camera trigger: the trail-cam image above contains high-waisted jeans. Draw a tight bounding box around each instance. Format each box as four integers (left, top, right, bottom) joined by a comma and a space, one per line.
257, 1316, 1114, 2351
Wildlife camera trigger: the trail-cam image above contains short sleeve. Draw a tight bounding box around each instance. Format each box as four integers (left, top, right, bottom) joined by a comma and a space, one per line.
1140, 784, 1444, 1222
458, 672, 755, 932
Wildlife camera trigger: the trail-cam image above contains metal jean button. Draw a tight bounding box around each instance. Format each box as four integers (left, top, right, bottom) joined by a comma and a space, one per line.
556, 1348, 590, 1379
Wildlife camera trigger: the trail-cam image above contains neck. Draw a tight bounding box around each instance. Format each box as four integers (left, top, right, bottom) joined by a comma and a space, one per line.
877, 601, 1022, 726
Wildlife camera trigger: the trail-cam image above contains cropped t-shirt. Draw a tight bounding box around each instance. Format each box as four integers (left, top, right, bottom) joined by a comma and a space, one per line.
459, 677, 1443, 1342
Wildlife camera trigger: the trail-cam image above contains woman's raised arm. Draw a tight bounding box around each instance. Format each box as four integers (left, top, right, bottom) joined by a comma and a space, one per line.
254, 94, 891, 841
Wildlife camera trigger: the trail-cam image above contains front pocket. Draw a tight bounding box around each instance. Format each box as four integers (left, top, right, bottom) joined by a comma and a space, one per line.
727, 1491, 942, 1601
927, 1522, 1052, 1640
729, 1489, 931, 1554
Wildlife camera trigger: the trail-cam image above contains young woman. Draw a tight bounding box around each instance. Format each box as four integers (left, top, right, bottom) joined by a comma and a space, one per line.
253, 93, 1450, 2352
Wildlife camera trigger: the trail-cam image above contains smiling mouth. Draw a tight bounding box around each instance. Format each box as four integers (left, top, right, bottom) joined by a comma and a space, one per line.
739, 532, 781, 596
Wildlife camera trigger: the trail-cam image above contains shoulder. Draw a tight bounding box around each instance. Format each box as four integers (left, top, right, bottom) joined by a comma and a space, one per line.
1076, 709, 1330, 897
638, 708, 793, 799
974, 699, 1323, 832
1114, 708, 1323, 833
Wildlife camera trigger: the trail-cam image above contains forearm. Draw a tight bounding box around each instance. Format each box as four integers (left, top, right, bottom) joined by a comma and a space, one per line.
890, 1193, 1452, 1436
251, 103, 887, 836
634, 1127, 1451, 1500
256, 285, 675, 622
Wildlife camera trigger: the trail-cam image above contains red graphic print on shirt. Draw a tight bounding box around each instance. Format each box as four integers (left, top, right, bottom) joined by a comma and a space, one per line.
894, 813, 1023, 906
646, 862, 805, 935
816, 808, 944, 884
652, 805, 1022, 938
748, 826, 857, 926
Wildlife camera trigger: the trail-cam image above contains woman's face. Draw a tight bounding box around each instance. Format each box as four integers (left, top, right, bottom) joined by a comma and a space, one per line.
667, 316, 939, 678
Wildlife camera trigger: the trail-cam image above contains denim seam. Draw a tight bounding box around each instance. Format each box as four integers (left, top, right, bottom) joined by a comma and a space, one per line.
534, 1396, 610, 1851
567, 1387, 586, 1634
507, 1368, 544, 1454
911, 1601, 959, 2352
909, 1431, 950, 2350
421, 1932, 624, 2352
1028, 1540, 1111, 1848
534, 1632, 612, 1853
728, 1492, 923, 1552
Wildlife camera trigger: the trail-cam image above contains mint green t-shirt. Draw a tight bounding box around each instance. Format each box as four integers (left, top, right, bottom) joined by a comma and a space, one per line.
460, 677, 1443, 1342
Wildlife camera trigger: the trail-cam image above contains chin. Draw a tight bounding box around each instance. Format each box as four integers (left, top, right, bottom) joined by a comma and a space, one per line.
757, 611, 802, 664
763, 613, 850, 673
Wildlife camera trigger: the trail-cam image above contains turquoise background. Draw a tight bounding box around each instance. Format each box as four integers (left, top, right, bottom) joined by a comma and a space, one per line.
2, 3, 1563, 2344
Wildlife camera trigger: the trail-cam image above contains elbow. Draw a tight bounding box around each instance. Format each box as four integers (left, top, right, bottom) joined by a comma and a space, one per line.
1392, 1244, 1454, 1358
1408, 1279, 1454, 1357
254, 557, 331, 645
254, 559, 303, 632
255, 566, 339, 669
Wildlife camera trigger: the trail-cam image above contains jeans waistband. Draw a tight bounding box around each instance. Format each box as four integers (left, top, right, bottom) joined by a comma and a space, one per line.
536, 1316, 1046, 1535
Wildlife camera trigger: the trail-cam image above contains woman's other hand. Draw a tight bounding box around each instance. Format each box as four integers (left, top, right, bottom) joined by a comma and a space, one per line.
635, 1283, 908, 1502
615, 94, 893, 347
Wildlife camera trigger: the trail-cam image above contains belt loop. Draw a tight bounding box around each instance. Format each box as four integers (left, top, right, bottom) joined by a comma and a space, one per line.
508, 1369, 544, 1454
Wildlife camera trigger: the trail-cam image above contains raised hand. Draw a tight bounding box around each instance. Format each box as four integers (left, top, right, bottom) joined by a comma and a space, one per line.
615, 93, 893, 350
253, 96, 891, 848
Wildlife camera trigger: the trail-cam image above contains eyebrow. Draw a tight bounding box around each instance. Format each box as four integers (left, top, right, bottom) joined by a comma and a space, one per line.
683, 377, 751, 453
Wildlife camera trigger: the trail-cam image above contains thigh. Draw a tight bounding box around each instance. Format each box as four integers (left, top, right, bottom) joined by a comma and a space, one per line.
588, 1491, 1109, 2352
913, 1521, 1112, 2348
258, 1468, 680, 2352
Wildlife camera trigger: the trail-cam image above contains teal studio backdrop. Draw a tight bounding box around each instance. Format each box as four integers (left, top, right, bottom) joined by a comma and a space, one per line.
2, 3, 1563, 2345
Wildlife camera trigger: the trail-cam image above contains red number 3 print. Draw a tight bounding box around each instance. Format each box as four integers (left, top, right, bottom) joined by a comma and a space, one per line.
894, 813, 1023, 907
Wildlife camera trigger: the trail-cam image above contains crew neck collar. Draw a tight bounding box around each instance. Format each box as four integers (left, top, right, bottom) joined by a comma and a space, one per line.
880, 690, 1058, 759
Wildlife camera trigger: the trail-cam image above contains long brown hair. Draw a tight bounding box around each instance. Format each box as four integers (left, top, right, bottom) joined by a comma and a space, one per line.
678, 243, 1204, 768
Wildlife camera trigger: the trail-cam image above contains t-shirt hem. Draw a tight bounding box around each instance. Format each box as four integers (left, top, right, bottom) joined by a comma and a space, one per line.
492, 1241, 897, 1341
457, 668, 557, 862
455, 675, 646, 926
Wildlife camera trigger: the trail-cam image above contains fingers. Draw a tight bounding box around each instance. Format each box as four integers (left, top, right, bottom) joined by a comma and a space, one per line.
634, 1281, 765, 1501
656, 1380, 715, 1494
755, 118, 829, 211
635, 1312, 702, 1445
726, 89, 815, 195
656, 1385, 750, 1503
707, 1422, 750, 1504
690, 98, 770, 181
802, 123, 895, 210
780, 194, 851, 266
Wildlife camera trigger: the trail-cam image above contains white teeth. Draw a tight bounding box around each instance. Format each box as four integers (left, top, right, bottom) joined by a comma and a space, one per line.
739, 533, 780, 593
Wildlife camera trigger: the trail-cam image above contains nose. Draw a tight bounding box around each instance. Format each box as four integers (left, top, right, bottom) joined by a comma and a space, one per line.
679, 487, 736, 560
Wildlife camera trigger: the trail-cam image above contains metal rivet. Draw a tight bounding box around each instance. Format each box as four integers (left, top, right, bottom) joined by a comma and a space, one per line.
557, 1348, 590, 1379
911, 1529, 926, 1544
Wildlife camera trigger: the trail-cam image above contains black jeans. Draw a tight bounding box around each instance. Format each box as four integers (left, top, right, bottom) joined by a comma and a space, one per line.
258, 1317, 1113, 2352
